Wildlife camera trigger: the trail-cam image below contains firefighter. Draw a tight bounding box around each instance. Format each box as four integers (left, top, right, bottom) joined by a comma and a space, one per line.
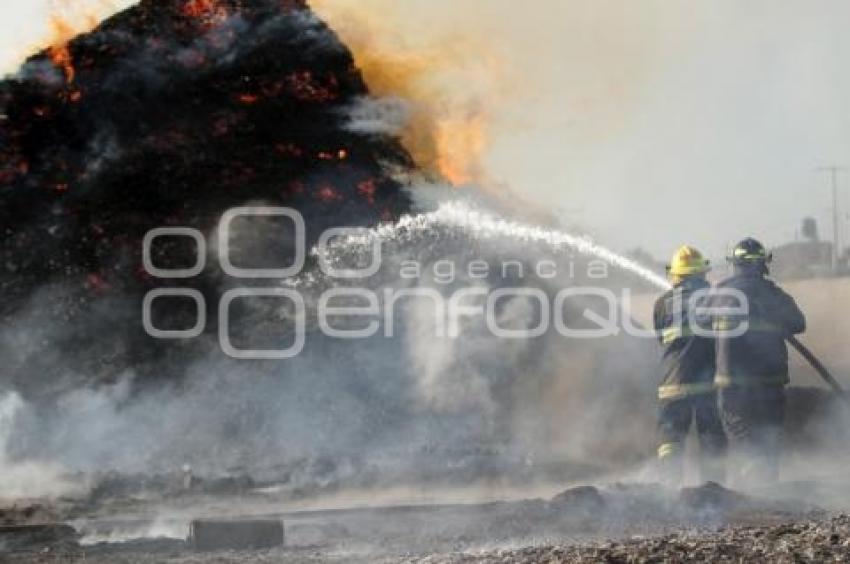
654, 245, 727, 486
712, 238, 805, 486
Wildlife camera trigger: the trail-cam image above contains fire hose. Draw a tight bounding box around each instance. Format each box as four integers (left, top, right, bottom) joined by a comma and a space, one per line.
787, 336, 850, 406
630, 309, 848, 404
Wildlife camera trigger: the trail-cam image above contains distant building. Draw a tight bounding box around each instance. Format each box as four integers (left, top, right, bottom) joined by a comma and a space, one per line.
772, 240, 833, 280
771, 217, 833, 279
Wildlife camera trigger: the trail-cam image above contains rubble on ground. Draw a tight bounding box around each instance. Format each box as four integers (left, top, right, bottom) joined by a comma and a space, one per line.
415, 514, 850, 563
0, 480, 839, 562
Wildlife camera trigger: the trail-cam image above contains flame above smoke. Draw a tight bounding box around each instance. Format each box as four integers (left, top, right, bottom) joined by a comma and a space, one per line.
47, 44, 74, 84
0, 1, 133, 77
9, 0, 500, 187
434, 109, 488, 187
311, 0, 503, 187
47, 2, 102, 44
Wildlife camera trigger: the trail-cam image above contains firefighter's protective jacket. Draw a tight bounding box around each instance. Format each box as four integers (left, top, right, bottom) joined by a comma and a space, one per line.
653, 277, 715, 400
712, 273, 806, 388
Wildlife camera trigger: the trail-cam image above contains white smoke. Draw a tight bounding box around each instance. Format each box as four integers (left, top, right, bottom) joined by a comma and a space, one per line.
0, 392, 83, 499
343, 96, 412, 135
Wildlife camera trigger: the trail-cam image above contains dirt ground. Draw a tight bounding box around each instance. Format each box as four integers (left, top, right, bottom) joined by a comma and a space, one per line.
2, 480, 845, 563
6, 516, 850, 563
411, 515, 850, 563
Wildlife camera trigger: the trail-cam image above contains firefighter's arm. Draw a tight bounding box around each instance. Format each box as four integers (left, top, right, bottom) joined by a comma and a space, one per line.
770, 287, 806, 335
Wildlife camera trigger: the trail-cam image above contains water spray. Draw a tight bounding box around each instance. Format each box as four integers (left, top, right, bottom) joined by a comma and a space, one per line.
370, 201, 672, 290
326, 200, 847, 400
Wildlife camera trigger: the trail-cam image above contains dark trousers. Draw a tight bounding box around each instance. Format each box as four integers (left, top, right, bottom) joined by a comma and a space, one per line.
719, 386, 785, 487
658, 393, 727, 485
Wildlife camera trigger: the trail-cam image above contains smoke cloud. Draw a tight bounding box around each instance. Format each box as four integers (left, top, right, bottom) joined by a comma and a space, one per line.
311, 0, 850, 261
0, 1, 848, 515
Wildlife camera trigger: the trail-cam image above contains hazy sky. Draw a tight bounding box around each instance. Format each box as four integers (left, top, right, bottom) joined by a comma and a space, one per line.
3, 1, 850, 260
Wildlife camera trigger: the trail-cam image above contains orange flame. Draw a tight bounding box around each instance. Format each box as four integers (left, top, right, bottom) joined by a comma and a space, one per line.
182, 0, 218, 18
181, 0, 230, 26
46, 14, 79, 84
311, 0, 504, 187
237, 93, 259, 105
47, 3, 107, 44
286, 71, 340, 103
434, 109, 488, 187
48, 44, 75, 84
41, 3, 129, 84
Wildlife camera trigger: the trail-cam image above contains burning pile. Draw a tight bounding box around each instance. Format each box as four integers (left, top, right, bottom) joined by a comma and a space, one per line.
0, 0, 414, 397
0, 0, 664, 485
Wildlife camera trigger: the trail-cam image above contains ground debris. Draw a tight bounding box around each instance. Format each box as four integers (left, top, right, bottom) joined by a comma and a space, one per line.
0, 481, 840, 562
408, 514, 850, 563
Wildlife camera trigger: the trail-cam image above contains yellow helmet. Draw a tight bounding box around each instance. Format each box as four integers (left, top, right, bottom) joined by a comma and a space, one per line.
667, 245, 711, 277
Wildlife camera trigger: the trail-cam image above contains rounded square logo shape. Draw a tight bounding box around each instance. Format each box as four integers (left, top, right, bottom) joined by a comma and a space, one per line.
143, 288, 206, 339
219, 288, 306, 359
218, 207, 306, 279
486, 287, 550, 338
143, 228, 206, 278
317, 227, 382, 279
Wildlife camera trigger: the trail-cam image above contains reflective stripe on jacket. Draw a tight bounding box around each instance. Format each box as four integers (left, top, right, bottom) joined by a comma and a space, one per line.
658, 381, 717, 400
714, 373, 788, 388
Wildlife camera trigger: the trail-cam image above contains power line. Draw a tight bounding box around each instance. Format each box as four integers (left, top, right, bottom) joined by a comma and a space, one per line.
816, 165, 846, 270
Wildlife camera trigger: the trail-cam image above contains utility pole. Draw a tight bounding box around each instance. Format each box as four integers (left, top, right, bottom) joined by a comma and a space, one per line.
817, 166, 846, 271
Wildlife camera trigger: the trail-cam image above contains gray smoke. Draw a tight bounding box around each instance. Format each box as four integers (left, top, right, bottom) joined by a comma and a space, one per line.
0, 193, 663, 500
